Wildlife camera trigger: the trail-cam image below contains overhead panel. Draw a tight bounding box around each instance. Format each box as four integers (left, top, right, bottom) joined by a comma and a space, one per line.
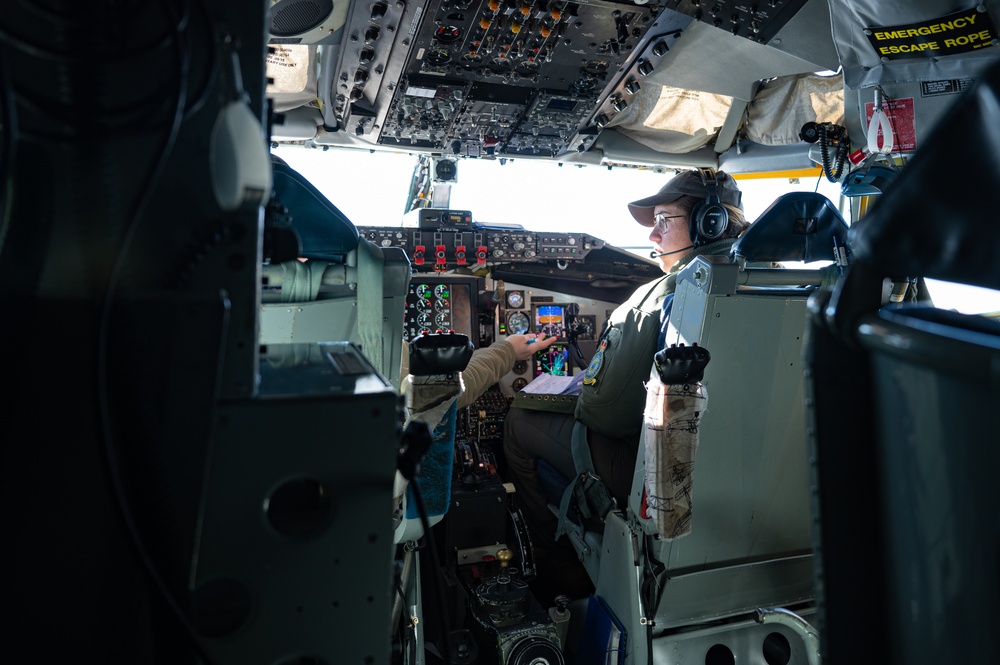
328, 0, 696, 158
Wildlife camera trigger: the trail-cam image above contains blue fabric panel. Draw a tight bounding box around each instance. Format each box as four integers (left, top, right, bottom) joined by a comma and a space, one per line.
406, 401, 457, 519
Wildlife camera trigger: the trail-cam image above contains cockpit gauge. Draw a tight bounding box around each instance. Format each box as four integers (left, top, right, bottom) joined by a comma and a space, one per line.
506, 290, 525, 309
434, 284, 450, 299
435, 312, 450, 328
512, 360, 528, 375
434, 299, 450, 313
416, 284, 431, 299
507, 311, 530, 335
516, 61, 541, 78
417, 313, 433, 328
489, 57, 513, 74
512, 378, 528, 392
461, 53, 484, 68
571, 315, 597, 341
540, 321, 562, 338
435, 25, 462, 43
426, 48, 451, 66
415, 298, 431, 311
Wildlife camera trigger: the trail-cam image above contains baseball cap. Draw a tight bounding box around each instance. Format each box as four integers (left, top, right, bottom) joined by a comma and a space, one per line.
628, 169, 743, 227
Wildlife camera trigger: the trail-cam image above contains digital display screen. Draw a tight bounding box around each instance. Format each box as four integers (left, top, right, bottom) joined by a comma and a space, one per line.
535, 344, 571, 377
545, 98, 578, 112
533, 304, 566, 339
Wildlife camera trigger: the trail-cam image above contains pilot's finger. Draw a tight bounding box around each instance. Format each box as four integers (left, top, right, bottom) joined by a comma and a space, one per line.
534, 335, 559, 350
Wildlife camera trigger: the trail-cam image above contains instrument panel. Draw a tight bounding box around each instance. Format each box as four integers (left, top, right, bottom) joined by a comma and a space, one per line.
404, 276, 480, 341
357, 221, 606, 269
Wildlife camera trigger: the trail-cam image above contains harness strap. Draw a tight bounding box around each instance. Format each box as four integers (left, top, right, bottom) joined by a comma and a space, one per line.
555, 421, 616, 539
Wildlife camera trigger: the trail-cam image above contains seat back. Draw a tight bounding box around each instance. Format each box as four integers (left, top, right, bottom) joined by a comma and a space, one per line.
259, 157, 410, 387
631, 195, 848, 629
731, 191, 850, 265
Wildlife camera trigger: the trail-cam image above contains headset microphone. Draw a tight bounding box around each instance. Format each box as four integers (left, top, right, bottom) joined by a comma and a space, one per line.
650, 244, 694, 259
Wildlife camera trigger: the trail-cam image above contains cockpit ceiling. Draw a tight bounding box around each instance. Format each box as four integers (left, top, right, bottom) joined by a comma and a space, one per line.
266, 0, 1000, 169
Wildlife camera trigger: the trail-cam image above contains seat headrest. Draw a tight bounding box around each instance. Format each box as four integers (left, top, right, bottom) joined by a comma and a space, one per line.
270, 155, 360, 261
732, 192, 849, 264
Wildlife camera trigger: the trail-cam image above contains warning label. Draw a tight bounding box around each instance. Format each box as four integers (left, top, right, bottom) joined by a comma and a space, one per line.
266, 45, 310, 94
864, 97, 916, 152
865, 7, 998, 61
920, 78, 976, 97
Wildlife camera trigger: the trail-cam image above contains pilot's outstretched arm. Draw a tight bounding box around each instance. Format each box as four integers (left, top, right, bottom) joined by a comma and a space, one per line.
400, 334, 557, 409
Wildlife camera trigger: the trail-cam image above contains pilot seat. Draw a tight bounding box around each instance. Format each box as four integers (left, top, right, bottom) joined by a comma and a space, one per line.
550, 191, 849, 665
259, 155, 411, 387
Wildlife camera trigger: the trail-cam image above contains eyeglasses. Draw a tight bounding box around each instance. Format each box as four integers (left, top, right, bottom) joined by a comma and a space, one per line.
652, 212, 687, 233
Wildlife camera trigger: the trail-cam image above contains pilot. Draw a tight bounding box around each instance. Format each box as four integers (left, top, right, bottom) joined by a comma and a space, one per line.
503, 169, 747, 600
400, 333, 559, 408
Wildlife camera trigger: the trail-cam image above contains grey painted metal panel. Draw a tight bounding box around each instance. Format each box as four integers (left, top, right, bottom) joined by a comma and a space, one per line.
643, 259, 816, 626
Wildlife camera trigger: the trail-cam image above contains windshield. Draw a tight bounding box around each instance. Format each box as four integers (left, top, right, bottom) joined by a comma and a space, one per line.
271, 145, 846, 255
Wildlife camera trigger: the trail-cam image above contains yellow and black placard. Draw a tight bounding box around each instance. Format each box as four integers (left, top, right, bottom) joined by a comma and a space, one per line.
866, 7, 998, 61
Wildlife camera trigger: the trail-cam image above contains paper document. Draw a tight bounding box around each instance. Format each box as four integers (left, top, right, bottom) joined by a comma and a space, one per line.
520, 372, 585, 396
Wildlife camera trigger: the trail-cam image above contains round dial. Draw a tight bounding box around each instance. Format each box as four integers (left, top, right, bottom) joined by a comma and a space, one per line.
506, 290, 524, 309
512, 378, 528, 391
516, 61, 540, 78
507, 311, 530, 335
435, 25, 462, 43
435, 312, 450, 328
434, 298, 450, 313
426, 49, 451, 66
415, 284, 431, 299
434, 284, 450, 299
489, 57, 513, 74
461, 53, 484, 68
512, 360, 528, 375
540, 322, 562, 338
417, 313, 432, 328
415, 298, 431, 312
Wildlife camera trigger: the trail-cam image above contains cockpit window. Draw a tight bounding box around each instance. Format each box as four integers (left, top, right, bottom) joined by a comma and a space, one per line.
271, 145, 847, 258
924, 280, 1000, 317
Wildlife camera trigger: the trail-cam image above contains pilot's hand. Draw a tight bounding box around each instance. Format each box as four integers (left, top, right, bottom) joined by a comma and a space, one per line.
507, 333, 558, 361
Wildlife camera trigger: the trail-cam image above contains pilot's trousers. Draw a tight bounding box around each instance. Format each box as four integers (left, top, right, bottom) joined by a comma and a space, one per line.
503, 408, 639, 557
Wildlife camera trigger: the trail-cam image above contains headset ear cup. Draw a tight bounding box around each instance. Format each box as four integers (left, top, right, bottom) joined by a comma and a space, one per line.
688, 197, 728, 243
697, 201, 729, 241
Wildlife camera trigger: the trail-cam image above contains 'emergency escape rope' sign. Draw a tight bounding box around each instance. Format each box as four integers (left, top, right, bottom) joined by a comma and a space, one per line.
865, 6, 998, 61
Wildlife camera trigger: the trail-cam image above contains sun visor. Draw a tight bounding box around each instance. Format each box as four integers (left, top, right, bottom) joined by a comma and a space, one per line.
830, 0, 1000, 89
607, 84, 733, 154
744, 73, 845, 146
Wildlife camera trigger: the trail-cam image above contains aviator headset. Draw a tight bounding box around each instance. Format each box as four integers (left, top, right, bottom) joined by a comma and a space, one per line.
687, 168, 730, 245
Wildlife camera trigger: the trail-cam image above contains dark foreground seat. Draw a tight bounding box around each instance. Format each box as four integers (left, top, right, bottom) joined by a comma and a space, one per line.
804, 58, 1000, 665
